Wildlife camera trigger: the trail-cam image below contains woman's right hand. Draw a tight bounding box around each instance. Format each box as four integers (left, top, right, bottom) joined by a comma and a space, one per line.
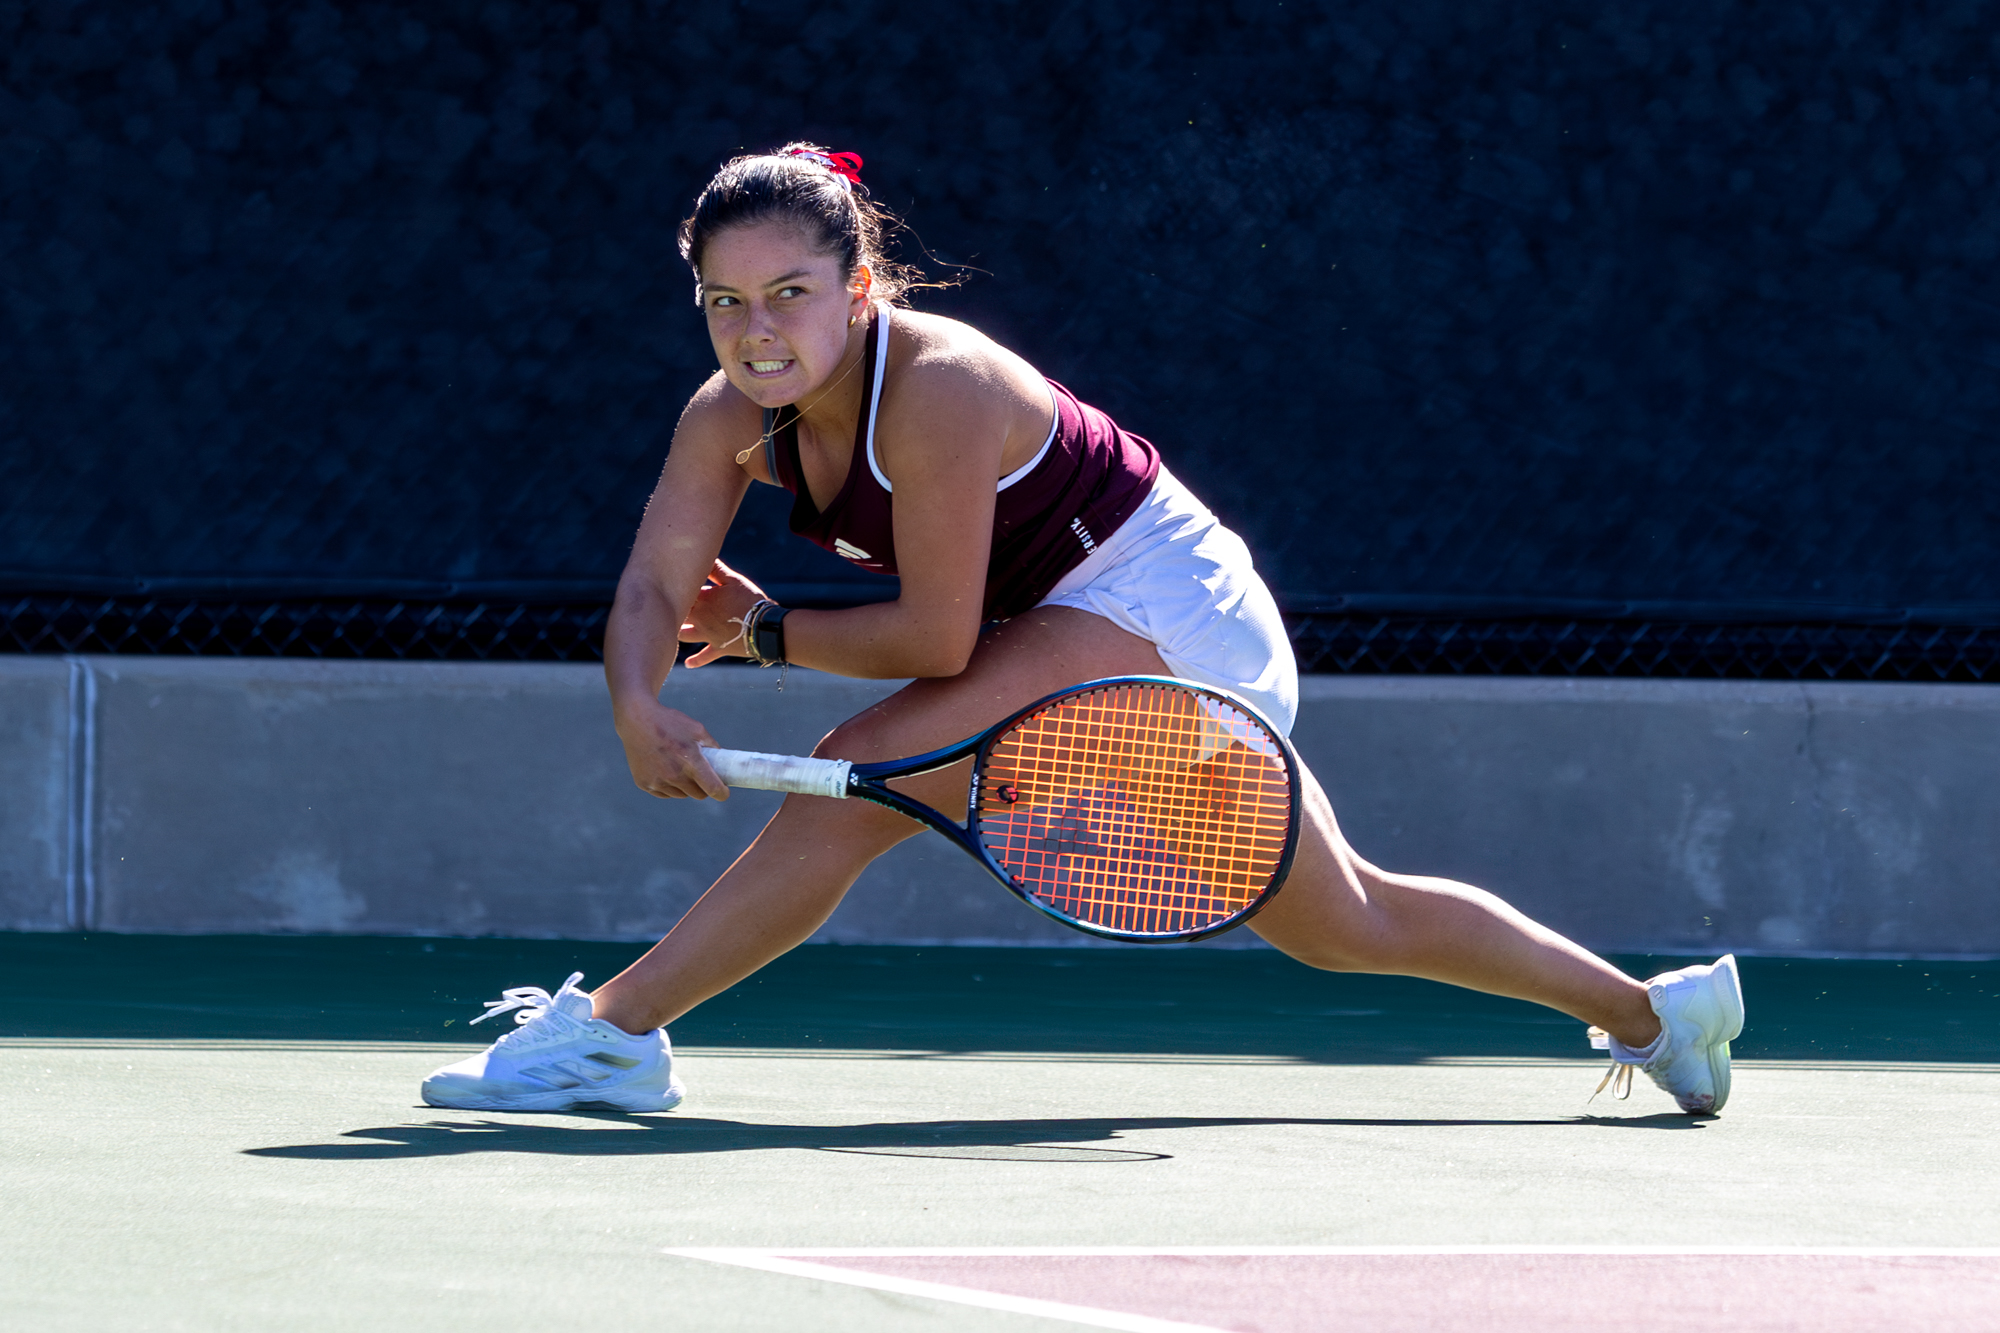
613, 698, 731, 800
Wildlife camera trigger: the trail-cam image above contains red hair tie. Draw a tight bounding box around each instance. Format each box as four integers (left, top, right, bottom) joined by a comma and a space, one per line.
784, 146, 865, 190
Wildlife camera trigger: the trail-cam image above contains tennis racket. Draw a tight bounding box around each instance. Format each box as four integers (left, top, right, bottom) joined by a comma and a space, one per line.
699, 675, 1301, 942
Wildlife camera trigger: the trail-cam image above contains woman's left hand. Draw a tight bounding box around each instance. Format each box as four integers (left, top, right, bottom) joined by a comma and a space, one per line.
680, 558, 772, 667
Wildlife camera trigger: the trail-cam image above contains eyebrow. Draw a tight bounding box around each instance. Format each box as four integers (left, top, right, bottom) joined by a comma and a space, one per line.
704, 269, 817, 295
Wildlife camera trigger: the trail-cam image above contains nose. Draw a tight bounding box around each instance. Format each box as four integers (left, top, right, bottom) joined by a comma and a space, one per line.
742, 298, 778, 346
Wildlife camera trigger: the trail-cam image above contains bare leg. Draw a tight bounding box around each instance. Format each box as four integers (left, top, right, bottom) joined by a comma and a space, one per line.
593, 608, 1658, 1048
1249, 772, 1659, 1047
591, 608, 1167, 1032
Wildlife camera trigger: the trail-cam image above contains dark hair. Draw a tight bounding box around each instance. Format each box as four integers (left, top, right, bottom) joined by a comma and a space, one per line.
677, 142, 936, 306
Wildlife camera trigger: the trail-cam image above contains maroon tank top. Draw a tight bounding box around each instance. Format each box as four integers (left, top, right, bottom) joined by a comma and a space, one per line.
765, 306, 1161, 621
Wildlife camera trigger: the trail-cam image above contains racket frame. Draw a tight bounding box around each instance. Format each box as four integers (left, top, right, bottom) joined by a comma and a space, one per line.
839, 675, 1303, 943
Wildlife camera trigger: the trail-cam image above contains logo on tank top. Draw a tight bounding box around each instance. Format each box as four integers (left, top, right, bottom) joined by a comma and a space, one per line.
834, 538, 872, 562
1069, 518, 1097, 554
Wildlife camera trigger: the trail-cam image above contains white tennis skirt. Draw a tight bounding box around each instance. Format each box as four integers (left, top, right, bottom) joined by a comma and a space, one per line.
1036, 464, 1299, 735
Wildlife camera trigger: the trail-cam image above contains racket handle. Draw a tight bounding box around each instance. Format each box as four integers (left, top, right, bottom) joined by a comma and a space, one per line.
699, 746, 853, 799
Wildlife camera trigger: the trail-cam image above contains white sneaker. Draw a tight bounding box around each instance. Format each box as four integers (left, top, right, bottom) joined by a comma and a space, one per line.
1587, 954, 1745, 1114
421, 972, 686, 1113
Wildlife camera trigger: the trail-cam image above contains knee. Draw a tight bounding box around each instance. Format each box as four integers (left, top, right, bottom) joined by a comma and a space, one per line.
812, 707, 898, 765
1248, 861, 1406, 973
772, 783, 913, 849
762, 716, 919, 850
1254, 929, 1380, 975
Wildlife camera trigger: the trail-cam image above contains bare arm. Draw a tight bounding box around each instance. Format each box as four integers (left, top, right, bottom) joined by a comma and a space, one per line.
674, 348, 1020, 682
613, 334, 1036, 798
604, 375, 757, 800
773, 355, 1003, 680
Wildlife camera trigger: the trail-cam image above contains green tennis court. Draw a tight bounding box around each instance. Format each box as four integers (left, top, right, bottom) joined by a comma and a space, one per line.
6, 935, 1995, 1330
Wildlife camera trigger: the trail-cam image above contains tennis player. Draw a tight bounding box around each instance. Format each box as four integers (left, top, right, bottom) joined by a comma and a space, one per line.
422, 145, 1743, 1116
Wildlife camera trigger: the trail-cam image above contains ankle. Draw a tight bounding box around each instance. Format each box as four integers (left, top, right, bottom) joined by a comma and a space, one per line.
1606, 1014, 1662, 1050
589, 992, 657, 1038
1600, 983, 1661, 1050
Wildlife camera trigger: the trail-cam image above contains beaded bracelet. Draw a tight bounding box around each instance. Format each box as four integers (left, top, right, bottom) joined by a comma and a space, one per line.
739, 598, 791, 691
740, 599, 776, 665
740, 598, 792, 667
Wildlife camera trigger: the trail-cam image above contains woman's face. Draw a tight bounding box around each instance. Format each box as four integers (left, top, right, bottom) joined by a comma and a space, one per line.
699, 221, 871, 408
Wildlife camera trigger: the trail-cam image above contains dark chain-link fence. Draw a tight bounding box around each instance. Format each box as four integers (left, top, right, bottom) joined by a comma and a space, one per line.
7, 594, 1997, 682
6, 4, 1999, 624
1287, 615, 2000, 683
0, 595, 608, 664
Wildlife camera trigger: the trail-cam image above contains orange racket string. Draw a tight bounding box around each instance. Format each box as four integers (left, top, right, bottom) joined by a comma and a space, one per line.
977, 683, 1294, 935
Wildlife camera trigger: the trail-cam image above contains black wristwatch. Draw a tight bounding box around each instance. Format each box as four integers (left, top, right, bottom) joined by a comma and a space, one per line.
752, 604, 790, 665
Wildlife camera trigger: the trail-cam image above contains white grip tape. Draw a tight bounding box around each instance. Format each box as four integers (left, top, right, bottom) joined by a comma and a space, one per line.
701, 747, 853, 799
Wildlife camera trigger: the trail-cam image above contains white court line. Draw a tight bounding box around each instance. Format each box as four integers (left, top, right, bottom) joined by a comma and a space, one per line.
669, 1246, 2000, 1333
6, 1040, 1993, 1075
667, 1250, 1229, 1333
679, 1245, 2000, 1257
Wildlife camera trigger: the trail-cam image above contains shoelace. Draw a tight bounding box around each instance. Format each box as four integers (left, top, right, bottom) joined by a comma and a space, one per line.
1585, 1025, 1634, 1102
470, 972, 588, 1048
1591, 1062, 1635, 1102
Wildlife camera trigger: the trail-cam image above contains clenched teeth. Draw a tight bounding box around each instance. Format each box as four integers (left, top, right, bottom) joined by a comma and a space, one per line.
748, 360, 791, 373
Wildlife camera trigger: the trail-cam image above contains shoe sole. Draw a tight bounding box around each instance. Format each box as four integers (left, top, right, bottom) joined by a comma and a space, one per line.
421, 1079, 686, 1114
1704, 954, 1745, 1113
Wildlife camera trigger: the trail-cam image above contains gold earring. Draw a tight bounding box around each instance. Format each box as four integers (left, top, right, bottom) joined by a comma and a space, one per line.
848, 314, 858, 328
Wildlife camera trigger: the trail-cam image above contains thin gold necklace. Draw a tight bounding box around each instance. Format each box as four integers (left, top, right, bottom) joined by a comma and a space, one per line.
735, 334, 867, 466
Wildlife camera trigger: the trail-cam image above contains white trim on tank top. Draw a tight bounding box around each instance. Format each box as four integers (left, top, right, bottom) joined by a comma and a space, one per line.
863, 302, 1059, 495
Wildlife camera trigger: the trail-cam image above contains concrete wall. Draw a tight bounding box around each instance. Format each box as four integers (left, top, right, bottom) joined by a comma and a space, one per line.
0, 657, 80, 931
1, 657, 1994, 956
1294, 677, 1999, 958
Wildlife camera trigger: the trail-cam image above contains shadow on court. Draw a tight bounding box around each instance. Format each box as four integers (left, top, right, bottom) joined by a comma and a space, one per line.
243, 1109, 1707, 1162
5, 932, 1996, 1063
